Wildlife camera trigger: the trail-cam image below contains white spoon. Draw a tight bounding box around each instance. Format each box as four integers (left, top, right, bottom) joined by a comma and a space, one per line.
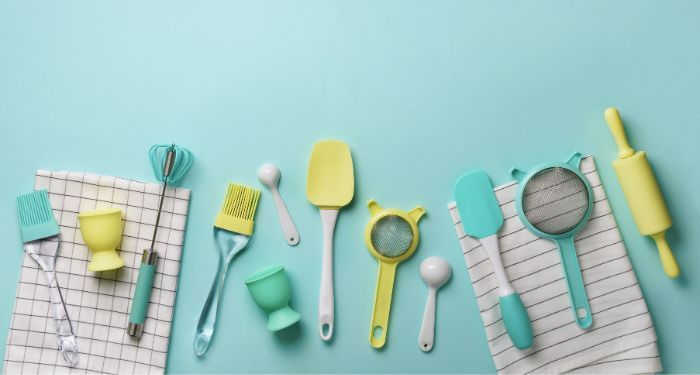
258, 163, 300, 246
418, 256, 451, 352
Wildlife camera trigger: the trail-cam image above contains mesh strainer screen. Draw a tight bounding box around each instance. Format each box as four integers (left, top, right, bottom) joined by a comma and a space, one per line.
522, 167, 589, 235
370, 215, 414, 258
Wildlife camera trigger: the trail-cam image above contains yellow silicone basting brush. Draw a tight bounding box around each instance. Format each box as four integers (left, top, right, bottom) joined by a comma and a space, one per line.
194, 183, 261, 356
605, 108, 680, 278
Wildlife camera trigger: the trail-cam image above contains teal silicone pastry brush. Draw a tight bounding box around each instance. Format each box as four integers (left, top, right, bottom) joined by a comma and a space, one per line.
454, 170, 533, 350
17, 189, 79, 366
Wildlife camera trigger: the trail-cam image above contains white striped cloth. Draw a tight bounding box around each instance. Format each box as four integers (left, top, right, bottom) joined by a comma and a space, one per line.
448, 156, 662, 374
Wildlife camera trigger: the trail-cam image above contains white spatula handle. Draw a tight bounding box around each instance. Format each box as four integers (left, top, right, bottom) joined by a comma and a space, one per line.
271, 187, 299, 246
319, 209, 338, 341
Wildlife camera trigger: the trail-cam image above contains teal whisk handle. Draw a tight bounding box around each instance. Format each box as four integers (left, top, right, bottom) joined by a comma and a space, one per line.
194, 258, 229, 356
127, 250, 158, 338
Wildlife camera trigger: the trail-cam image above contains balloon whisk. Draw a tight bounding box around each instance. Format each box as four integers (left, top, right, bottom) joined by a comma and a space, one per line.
148, 144, 194, 249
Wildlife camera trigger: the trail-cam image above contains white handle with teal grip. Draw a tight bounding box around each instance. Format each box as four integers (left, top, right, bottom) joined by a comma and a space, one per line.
480, 235, 533, 350
127, 250, 158, 338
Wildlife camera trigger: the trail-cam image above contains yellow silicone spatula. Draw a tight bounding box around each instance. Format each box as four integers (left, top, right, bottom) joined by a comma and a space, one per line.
306, 140, 355, 341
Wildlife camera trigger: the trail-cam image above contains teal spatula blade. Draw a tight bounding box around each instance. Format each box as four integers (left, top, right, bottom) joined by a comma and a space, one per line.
17, 189, 60, 242
454, 170, 533, 349
454, 170, 503, 239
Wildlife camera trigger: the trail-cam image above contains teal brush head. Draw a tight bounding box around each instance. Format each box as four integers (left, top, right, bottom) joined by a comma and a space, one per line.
17, 189, 60, 242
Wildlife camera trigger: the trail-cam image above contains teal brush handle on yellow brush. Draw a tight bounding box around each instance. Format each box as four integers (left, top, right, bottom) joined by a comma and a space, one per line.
454, 170, 533, 349
194, 183, 260, 356
194, 229, 251, 356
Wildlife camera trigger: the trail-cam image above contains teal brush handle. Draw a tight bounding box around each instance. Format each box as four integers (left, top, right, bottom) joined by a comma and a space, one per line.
499, 293, 533, 349
557, 237, 593, 329
194, 256, 229, 356
194, 229, 250, 356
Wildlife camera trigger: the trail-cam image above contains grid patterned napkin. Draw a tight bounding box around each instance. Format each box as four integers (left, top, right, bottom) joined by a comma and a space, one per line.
448, 156, 662, 374
4, 170, 190, 374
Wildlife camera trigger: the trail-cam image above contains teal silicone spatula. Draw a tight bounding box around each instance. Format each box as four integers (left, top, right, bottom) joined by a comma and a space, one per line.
454, 170, 533, 350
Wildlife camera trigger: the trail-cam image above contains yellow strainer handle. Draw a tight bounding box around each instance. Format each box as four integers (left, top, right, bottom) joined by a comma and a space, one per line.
369, 261, 397, 348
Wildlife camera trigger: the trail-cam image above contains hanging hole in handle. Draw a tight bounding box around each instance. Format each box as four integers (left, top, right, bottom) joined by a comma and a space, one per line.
577, 308, 588, 319
321, 323, 331, 340
372, 326, 383, 340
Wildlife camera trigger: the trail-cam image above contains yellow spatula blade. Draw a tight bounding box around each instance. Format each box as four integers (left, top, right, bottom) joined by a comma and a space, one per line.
306, 140, 355, 209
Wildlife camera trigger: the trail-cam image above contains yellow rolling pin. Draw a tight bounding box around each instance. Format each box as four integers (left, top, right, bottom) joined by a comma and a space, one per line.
604, 107, 680, 278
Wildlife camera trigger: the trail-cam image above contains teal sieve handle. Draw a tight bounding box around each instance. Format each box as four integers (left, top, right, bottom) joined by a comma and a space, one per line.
499, 293, 533, 349
129, 261, 156, 325
557, 237, 593, 329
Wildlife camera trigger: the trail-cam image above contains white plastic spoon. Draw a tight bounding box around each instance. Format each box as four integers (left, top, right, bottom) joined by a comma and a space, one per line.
418, 256, 451, 352
258, 163, 300, 246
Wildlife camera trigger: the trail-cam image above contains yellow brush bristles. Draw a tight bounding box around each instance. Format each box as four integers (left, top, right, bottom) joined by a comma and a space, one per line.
214, 183, 261, 235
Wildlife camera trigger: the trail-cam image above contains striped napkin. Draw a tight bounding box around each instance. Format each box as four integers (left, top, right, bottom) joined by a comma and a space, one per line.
448, 156, 662, 374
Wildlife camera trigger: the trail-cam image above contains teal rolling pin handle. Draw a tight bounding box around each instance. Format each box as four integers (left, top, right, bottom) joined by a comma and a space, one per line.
127, 249, 158, 338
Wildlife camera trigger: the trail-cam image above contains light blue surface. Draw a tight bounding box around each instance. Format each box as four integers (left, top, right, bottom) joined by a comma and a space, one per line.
1, 1, 699, 373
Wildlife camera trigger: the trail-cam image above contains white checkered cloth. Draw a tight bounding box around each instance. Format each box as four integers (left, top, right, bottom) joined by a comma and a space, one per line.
4, 170, 190, 374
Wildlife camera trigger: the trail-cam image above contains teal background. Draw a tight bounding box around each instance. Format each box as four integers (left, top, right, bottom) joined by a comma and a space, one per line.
1, 1, 699, 373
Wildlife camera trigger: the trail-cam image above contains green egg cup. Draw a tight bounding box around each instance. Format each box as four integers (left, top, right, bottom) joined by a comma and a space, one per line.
245, 265, 301, 332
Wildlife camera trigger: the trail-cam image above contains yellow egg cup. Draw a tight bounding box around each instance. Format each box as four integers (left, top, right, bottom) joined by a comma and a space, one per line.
78, 208, 125, 272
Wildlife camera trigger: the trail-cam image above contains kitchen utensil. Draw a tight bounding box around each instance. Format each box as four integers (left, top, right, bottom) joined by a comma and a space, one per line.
306, 140, 355, 341
127, 250, 157, 338
148, 143, 194, 187
128, 143, 194, 338
454, 170, 533, 349
17, 189, 79, 366
418, 256, 451, 352
511, 152, 593, 329
365, 199, 425, 348
604, 108, 679, 278
77, 208, 125, 271
194, 183, 260, 356
258, 163, 300, 246
245, 265, 301, 331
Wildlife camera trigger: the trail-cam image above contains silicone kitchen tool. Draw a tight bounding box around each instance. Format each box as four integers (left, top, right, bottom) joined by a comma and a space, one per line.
604, 108, 680, 278
78, 208, 125, 271
258, 163, 300, 246
512, 152, 594, 329
306, 140, 354, 341
418, 256, 451, 352
366, 199, 425, 348
128, 144, 194, 338
454, 170, 533, 349
245, 265, 301, 331
17, 189, 79, 366
194, 183, 260, 356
